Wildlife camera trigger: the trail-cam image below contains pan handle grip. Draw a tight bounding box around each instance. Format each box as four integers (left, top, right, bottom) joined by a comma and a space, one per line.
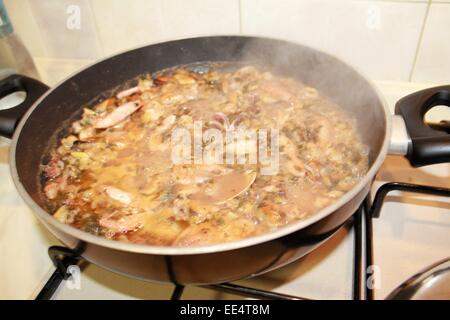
395, 85, 450, 167
0, 74, 49, 138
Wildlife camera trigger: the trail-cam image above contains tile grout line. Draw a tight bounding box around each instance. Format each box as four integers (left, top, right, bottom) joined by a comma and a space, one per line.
157, 0, 166, 40
238, 0, 243, 34
408, 0, 432, 82
23, 0, 50, 58
87, 0, 106, 58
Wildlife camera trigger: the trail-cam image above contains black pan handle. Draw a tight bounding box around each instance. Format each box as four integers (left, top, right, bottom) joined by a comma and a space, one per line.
0, 74, 49, 138
395, 85, 450, 167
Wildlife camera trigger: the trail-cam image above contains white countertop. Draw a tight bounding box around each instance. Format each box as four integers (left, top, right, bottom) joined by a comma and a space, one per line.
0, 63, 449, 299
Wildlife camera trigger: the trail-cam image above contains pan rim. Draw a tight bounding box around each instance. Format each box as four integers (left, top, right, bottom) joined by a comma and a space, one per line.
8, 35, 392, 256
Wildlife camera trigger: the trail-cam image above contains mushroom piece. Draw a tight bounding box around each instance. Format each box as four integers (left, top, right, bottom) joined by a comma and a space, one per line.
116, 86, 140, 99
94, 102, 141, 129
189, 170, 256, 205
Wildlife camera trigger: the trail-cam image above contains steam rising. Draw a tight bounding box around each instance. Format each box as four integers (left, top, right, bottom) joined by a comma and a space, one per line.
213, 36, 386, 164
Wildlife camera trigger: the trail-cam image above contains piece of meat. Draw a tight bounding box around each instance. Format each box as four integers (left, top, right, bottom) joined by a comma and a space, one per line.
44, 182, 59, 199
43, 172, 69, 199
43, 154, 62, 179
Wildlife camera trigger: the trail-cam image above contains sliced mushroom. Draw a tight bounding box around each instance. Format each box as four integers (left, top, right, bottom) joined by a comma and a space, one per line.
189, 170, 256, 204
116, 86, 140, 99
94, 102, 141, 129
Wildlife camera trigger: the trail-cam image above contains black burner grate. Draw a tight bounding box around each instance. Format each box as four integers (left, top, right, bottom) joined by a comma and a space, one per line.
35, 182, 450, 300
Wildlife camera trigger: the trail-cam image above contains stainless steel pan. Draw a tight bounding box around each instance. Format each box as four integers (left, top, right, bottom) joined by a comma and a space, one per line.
0, 36, 449, 284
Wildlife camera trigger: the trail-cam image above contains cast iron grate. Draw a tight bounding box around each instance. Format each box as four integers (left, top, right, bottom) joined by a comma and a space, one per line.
35, 182, 450, 300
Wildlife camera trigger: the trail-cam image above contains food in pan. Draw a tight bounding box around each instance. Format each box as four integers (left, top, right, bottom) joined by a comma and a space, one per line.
41, 65, 369, 246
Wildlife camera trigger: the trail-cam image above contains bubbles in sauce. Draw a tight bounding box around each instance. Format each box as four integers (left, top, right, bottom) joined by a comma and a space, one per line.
42, 65, 368, 246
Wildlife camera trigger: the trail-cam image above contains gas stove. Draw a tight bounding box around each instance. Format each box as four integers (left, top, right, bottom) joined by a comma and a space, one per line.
0, 80, 449, 300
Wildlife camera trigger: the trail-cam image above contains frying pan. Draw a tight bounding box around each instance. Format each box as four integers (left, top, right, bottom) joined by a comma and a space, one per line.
0, 36, 449, 284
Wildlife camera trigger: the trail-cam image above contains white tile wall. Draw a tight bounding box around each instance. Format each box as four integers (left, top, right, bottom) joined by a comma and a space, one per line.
33, 57, 94, 86
159, 0, 240, 40
241, 0, 428, 81
3, 0, 450, 83
91, 0, 240, 56
412, 2, 450, 83
28, 0, 102, 59
3, 0, 46, 57
90, 0, 165, 56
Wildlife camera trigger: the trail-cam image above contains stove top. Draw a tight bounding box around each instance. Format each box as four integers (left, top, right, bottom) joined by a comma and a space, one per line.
0, 81, 449, 300
35, 178, 450, 300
